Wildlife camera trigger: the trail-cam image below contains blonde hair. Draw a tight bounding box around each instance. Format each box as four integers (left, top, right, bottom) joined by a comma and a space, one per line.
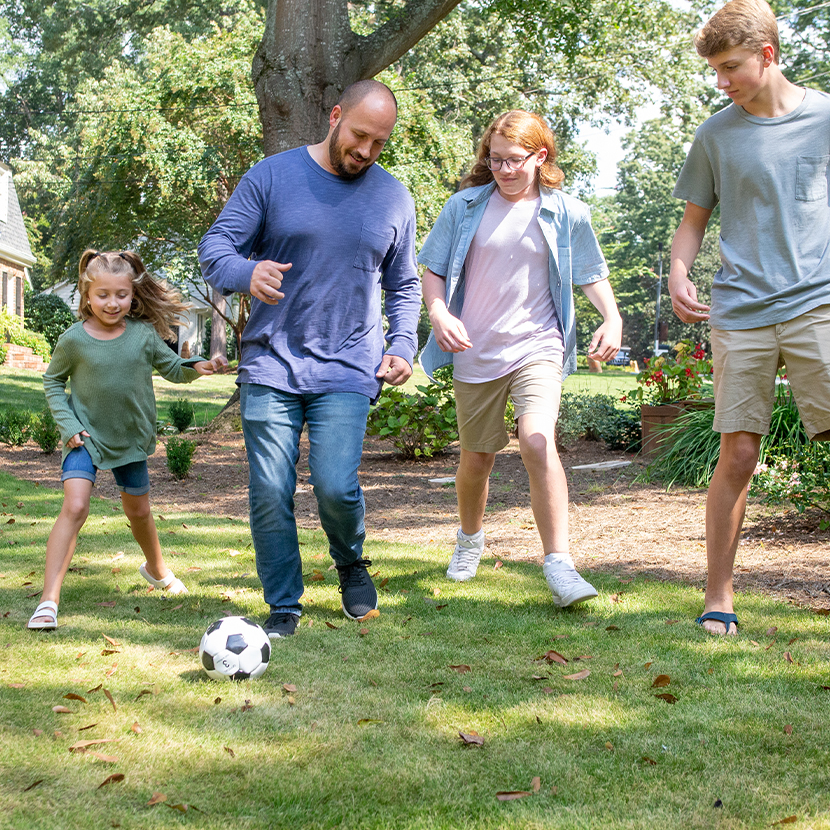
460, 110, 565, 191
694, 0, 780, 62
77, 249, 189, 340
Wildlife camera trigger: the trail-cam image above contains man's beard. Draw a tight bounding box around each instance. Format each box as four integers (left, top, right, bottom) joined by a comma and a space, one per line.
328, 123, 371, 181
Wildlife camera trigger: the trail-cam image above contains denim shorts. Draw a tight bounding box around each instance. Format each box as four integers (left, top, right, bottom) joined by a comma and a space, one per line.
61, 446, 151, 496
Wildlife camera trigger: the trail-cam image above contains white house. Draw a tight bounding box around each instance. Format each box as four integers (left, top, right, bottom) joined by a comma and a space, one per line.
0, 162, 36, 320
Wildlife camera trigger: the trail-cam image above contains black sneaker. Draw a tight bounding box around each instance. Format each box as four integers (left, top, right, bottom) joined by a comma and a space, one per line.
263, 612, 299, 639
336, 558, 378, 620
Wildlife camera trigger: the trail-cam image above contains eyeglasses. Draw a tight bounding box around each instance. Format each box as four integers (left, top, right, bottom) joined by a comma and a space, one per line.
484, 152, 536, 171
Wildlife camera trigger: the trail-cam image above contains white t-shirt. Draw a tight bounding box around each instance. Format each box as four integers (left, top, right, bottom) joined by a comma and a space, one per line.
453, 188, 564, 383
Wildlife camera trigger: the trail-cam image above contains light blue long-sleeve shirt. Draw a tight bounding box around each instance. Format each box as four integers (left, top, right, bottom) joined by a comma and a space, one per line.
418, 182, 609, 381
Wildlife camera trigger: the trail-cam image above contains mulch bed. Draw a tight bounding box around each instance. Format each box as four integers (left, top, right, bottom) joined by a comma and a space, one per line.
2, 428, 829, 612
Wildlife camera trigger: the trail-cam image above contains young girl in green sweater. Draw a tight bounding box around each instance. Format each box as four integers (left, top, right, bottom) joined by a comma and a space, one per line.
28, 250, 226, 629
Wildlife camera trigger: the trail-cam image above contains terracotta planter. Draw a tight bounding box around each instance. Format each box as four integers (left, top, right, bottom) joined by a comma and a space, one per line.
640, 400, 714, 457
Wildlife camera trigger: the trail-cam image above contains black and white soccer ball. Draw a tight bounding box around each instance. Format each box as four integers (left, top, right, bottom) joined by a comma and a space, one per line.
199, 616, 271, 681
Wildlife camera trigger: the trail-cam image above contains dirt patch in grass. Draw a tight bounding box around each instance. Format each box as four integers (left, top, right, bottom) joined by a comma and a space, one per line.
3, 429, 828, 613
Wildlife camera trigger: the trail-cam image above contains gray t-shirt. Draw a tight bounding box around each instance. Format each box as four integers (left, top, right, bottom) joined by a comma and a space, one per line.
673, 88, 830, 330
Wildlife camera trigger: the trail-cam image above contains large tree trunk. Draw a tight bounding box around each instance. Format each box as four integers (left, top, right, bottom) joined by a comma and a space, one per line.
253, 0, 463, 155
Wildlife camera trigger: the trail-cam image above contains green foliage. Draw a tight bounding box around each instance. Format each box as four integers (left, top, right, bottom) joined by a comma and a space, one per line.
0, 343, 6, 365
168, 397, 196, 433
23, 291, 75, 349
625, 340, 713, 406
30, 406, 60, 454
366, 367, 457, 459
602, 408, 642, 453
557, 392, 619, 446
0, 409, 33, 446
0, 309, 52, 360
165, 435, 197, 479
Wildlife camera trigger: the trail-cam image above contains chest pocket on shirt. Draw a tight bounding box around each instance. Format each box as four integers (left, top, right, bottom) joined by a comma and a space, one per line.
353, 224, 393, 272
795, 155, 829, 201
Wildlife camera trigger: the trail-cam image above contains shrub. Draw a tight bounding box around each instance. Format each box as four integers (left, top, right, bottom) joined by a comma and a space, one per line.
0, 309, 52, 361
366, 367, 457, 459
24, 293, 75, 350
624, 340, 713, 405
166, 436, 197, 479
30, 408, 61, 454
168, 397, 196, 433
0, 344, 6, 365
602, 409, 642, 453
557, 392, 619, 446
0, 409, 33, 446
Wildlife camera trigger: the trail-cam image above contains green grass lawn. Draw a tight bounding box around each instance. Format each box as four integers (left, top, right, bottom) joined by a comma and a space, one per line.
1, 471, 829, 829
0, 366, 239, 428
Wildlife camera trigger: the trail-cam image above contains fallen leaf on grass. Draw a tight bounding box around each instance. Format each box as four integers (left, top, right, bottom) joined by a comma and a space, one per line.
310, 570, 325, 582
69, 739, 117, 751
64, 693, 87, 703
531, 777, 541, 793
651, 675, 671, 688
665, 619, 679, 625
135, 690, 154, 701
8, 682, 25, 688
359, 628, 370, 636
224, 746, 235, 758
167, 803, 200, 813
493, 560, 503, 570
52, 706, 73, 714
612, 669, 623, 677
644, 661, 653, 669
359, 609, 380, 621
78, 723, 98, 731
147, 792, 167, 806
324, 621, 340, 630
131, 722, 142, 734
496, 791, 532, 801
542, 687, 556, 695
605, 625, 620, 631
542, 650, 568, 665
605, 741, 614, 751
97, 601, 117, 608
87, 684, 102, 693
449, 664, 471, 674
654, 693, 677, 704
783, 652, 794, 664
98, 773, 125, 789
282, 684, 297, 693
378, 578, 389, 588
641, 756, 657, 765
103, 689, 116, 711
459, 731, 483, 746
783, 724, 793, 735
771, 817, 798, 826
23, 780, 44, 792
100, 649, 119, 656
105, 664, 117, 678
463, 686, 472, 693
357, 719, 382, 726
88, 752, 118, 763
766, 626, 778, 637
562, 669, 590, 681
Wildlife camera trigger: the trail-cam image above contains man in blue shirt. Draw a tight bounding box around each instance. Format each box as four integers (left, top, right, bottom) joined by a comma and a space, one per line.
199, 80, 420, 638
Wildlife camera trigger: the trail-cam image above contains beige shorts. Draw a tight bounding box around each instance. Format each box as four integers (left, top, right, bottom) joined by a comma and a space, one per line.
454, 360, 562, 453
711, 304, 830, 439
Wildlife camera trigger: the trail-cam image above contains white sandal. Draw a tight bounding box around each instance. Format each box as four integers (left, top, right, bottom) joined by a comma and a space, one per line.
139, 563, 188, 595
28, 600, 58, 630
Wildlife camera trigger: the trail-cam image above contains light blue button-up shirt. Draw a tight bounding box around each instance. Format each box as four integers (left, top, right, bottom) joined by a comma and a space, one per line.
418, 182, 609, 382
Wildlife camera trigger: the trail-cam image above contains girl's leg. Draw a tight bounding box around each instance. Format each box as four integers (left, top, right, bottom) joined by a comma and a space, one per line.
120, 492, 168, 580
456, 449, 496, 535
32, 478, 93, 624
516, 413, 568, 552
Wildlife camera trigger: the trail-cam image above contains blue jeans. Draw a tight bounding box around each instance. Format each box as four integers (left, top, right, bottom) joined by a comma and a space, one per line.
61, 446, 150, 496
240, 384, 371, 615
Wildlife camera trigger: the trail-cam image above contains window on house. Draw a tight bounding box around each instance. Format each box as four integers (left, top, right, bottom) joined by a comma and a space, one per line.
1, 271, 8, 311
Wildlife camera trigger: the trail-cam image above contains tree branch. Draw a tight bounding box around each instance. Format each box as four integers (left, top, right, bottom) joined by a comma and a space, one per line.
359, 0, 464, 79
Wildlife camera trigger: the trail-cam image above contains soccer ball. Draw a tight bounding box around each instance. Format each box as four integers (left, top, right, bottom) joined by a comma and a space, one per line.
199, 616, 271, 681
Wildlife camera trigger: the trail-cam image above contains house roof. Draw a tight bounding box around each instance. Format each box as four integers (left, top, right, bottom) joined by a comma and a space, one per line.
0, 163, 36, 268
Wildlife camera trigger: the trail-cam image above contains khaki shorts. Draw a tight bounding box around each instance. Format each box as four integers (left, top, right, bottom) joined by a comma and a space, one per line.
454, 360, 562, 453
711, 304, 830, 439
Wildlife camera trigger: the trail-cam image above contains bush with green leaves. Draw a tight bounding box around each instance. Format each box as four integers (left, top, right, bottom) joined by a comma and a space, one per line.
0, 309, 52, 361
165, 436, 197, 479
601, 408, 642, 452
556, 392, 620, 445
24, 293, 75, 350
0, 409, 33, 446
168, 397, 196, 433
30, 408, 61, 454
366, 367, 457, 459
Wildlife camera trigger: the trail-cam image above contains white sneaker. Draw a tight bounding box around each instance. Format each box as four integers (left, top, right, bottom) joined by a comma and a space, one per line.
446, 529, 485, 581
544, 558, 598, 607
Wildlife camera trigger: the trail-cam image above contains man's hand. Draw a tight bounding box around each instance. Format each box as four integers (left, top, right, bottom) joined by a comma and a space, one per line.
250, 260, 292, 305
194, 356, 229, 376
376, 354, 412, 386
669, 275, 710, 323
66, 430, 90, 449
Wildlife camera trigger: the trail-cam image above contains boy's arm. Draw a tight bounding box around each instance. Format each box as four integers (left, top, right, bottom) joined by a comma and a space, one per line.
422, 267, 472, 354
669, 202, 713, 323
580, 278, 622, 362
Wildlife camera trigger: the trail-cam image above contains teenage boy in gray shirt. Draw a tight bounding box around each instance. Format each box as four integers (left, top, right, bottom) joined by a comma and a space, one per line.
669, 0, 830, 635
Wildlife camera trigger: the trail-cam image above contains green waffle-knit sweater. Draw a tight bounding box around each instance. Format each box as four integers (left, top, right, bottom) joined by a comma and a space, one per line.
44, 318, 203, 469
